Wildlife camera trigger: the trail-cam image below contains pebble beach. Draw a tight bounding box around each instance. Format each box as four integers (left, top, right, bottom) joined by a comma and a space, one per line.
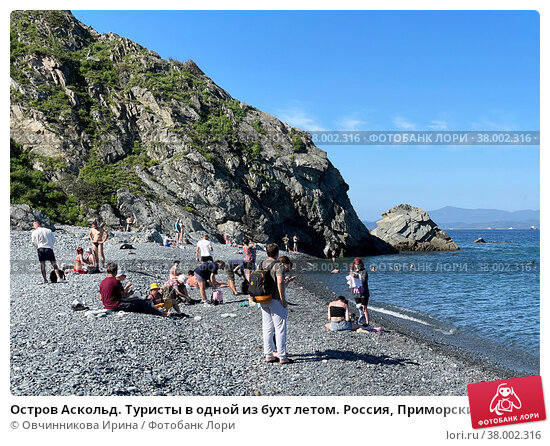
10, 226, 514, 396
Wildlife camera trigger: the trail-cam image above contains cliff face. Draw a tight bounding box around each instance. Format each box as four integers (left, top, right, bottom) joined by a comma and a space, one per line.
371, 204, 459, 252
10, 10, 396, 256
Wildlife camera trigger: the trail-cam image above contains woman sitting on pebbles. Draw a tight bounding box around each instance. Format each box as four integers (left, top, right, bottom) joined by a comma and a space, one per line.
325, 296, 362, 331
73, 247, 88, 274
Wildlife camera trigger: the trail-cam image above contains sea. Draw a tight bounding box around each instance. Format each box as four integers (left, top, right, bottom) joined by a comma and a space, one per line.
303, 229, 540, 374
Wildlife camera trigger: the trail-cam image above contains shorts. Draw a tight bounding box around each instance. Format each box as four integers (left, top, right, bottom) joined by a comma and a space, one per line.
226, 268, 236, 281
244, 261, 255, 270
37, 248, 56, 262
201, 256, 213, 262
194, 273, 206, 285
354, 295, 369, 306
330, 320, 352, 331
73, 268, 87, 274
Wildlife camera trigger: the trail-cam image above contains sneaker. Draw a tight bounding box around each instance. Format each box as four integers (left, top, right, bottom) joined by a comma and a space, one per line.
57, 278, 68, 283
38, 281, 47, 285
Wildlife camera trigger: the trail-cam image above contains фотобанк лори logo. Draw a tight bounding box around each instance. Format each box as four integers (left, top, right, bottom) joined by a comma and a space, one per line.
468, 376, 546, 429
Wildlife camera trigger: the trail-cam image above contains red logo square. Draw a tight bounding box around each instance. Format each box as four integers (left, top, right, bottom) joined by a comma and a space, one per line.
468, 375, 546, 429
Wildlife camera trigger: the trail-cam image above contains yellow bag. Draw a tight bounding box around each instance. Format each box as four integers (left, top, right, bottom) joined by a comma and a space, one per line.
250, 294, 272, 304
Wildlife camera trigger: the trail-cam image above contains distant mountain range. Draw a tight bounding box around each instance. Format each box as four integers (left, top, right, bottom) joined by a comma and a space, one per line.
363, 206, 540, 230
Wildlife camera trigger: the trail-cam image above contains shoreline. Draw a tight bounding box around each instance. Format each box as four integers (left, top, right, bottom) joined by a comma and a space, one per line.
297, 270, 534, 379
10, 227, 522, 396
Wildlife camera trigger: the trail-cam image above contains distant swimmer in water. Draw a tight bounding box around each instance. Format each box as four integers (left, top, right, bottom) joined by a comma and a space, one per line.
370, 266, 376, 272
410, 264, 415, 269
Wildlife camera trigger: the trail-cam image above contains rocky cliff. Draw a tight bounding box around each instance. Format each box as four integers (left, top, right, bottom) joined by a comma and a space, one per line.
10, 10, 396, 257
371, 204, 459, 251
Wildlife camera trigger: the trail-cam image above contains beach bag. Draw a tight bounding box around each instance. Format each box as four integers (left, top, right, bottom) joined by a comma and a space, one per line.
212, 289, 223, 305
50, 269, 65, 283
249, 261, 278, 303
346, 274, 362, 288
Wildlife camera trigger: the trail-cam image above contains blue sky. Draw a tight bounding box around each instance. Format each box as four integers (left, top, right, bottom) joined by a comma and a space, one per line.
73, 10, 540, 220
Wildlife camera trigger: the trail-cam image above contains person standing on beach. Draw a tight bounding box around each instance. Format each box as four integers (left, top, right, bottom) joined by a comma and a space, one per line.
125, 216, 133, 232
282, 234, 290, 252
31, 220, 65, 285
259, 243, 292, 364
89, 221, 108, 269
242, 238, 256, 280
174, 219, 182, 244
293, 234, 299, 253
196, 235, 213, 262
350, 257, 370, 326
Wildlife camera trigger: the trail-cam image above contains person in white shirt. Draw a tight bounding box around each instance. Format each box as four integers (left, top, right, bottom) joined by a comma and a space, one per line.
196, 235, 213, 262
31, 220, 64, 285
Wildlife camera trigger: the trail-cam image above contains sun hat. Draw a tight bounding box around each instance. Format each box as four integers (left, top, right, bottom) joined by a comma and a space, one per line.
150, 283, 160, 291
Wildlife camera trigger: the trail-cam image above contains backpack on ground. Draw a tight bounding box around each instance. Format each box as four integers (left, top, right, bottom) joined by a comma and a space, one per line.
249, 261, 279, 304
50, 269, 65, 283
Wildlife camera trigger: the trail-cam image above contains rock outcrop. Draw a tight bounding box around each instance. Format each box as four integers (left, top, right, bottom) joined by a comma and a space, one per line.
371, 204, 459, 252
10, 10, 395, 257
10, 204, 56, 231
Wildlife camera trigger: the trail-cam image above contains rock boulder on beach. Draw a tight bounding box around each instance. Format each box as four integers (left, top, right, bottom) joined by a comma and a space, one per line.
10, 204, 56, 231
371, 204, 459, 252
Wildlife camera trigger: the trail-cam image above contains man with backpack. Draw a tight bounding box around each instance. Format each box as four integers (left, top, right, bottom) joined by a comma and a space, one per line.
250, 243, 292, 364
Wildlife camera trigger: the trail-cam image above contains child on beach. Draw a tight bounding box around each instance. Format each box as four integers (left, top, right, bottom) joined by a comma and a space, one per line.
147, 283, 186, 315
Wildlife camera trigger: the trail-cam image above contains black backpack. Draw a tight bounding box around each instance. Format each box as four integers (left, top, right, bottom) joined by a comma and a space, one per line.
249, 261, 279, 303
240, 278, 249, 295
50, 269, 65, 283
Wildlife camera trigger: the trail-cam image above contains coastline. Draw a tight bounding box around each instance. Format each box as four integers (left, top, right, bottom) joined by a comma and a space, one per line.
10, 227, 520, 396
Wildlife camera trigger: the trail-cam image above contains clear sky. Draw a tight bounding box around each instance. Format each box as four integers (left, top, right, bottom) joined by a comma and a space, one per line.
73, 10, 540, 220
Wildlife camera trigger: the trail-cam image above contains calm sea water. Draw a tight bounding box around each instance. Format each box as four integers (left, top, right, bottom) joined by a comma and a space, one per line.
304, 229, 540, 368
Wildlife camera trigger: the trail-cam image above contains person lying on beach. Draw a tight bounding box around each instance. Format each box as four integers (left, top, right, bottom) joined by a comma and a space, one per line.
324, 296, 362, 331
99, 263, 166, 316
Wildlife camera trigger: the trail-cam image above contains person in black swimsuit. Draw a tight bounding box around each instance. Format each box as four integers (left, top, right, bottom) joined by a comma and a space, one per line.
324, 296, 361, 331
